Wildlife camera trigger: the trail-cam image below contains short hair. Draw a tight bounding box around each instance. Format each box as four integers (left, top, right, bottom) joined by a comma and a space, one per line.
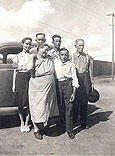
75, 39, 85, 45
39, 44, 49, 50
36, 33, 45, 38
21, 37, 32, 43
59, 47, 69, 55
52, 34, 61, 41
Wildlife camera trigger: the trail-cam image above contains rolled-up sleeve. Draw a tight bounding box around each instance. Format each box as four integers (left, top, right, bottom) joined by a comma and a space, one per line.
71, 64, 79, 88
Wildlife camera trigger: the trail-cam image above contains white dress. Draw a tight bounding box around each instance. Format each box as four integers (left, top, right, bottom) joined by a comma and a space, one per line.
29, 56, 59, 123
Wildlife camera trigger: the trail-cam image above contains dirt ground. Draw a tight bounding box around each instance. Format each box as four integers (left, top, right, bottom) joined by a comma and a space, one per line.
0, 77, 115, 155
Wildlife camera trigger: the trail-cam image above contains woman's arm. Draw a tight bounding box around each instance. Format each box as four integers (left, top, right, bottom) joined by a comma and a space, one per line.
26, 55, 35, 71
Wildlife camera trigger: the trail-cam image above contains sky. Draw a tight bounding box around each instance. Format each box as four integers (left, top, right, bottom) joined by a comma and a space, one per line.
0, 0, 115, 61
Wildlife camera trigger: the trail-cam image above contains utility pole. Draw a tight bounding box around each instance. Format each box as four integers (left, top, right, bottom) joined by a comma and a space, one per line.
106, 13, 115, 80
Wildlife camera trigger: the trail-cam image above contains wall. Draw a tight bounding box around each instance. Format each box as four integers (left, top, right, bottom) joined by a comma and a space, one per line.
93, 60, 114, 77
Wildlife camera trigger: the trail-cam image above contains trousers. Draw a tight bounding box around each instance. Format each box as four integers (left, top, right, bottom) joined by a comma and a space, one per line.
75, 72, 90, 125
56, 79, 73, 132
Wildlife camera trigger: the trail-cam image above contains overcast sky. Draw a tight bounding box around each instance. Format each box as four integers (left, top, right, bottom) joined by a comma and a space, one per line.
0, 0, 115, 61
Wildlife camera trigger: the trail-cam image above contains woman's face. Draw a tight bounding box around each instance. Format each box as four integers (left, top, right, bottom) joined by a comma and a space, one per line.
22, 39, 32, 52
38, 46, 48, 58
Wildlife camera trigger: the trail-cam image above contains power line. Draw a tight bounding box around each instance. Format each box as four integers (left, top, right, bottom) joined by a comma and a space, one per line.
37, 20, 81, 38
37, 20, 110, 48
72, 0, 98, 15
59, 0, 105, 21
71, 0, 111, 20
25, 0, 110, 48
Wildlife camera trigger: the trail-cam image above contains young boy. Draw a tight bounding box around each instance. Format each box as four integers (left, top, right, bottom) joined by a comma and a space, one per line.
54, 48, 79, 139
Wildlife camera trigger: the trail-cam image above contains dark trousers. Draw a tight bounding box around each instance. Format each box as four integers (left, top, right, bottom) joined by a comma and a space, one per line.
75, 72, 89, 125
75, 89, 88, 124
56, 79, 73, 132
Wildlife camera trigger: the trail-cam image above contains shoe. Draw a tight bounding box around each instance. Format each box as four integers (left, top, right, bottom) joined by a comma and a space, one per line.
34, 131, 43, 140
81, 124, 89, 129
20, 126, 25, 133
24, 126, 30, 133
68, 132, 75, 139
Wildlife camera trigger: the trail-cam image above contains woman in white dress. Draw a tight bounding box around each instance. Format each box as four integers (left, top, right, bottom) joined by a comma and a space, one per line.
27, 44, 58, 140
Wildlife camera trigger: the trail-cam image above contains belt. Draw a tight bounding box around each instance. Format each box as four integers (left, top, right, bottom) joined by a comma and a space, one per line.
34, 73, 53, 78
17, 70, 28, 73
57, 77, 72, 82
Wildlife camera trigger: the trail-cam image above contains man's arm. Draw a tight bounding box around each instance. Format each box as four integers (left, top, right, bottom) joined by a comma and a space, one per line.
69, 86, 76, 102
88, 55, 94, 84
69, 64, 80, 102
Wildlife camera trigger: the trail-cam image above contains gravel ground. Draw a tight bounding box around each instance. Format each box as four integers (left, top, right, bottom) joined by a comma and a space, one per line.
0, 78, 115, 155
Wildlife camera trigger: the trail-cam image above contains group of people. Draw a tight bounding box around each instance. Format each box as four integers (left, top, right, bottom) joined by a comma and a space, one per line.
12, 33, 93, 140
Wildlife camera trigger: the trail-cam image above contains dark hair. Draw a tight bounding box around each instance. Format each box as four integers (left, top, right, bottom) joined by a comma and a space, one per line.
75, 39, 85, 45
21, 37, 32, 43
52, 34, 61, 41
36, 33, 45, 38
59, 47, 69, 54
39, 44, 49, 49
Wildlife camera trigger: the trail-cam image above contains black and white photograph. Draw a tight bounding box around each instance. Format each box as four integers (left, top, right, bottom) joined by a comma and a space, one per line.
0, 0, 115, 155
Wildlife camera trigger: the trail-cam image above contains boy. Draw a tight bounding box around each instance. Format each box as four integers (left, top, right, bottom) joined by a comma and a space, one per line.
54, 48, 79, 139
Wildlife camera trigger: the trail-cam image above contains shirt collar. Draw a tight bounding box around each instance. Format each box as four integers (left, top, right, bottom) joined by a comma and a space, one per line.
58, 59, 71, 65
20, 51, 28, 56
76, 51, 85, 57
53, 47, 60, 52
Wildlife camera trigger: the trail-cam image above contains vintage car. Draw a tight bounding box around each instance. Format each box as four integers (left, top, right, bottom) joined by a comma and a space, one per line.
0, 42, 23, 115
0, 42, 36, 115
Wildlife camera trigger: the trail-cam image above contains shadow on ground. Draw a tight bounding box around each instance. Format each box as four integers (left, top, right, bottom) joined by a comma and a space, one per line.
87, 110, 113, 127
0, 104, 113, 138
73, 110, 113, 135
44, 116, 66, 137
45, 104, 113, 137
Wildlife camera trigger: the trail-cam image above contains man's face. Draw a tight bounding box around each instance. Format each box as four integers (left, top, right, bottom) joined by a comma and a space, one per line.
36, 34, 46, 46
59, 50, 69, 63
75, 40, 84, 53
22, 39, 32, 52
53, 37, 61, 49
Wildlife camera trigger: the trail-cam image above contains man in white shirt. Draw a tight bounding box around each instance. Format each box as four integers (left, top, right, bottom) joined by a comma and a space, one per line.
54, 48, 79, 139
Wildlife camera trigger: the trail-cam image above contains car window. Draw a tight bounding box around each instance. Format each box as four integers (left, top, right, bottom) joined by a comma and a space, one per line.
7, 54, 17, 64
0, 43, 36, 64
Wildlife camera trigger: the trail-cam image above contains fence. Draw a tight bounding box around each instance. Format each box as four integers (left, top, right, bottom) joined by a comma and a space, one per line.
93, 60, 114, 77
